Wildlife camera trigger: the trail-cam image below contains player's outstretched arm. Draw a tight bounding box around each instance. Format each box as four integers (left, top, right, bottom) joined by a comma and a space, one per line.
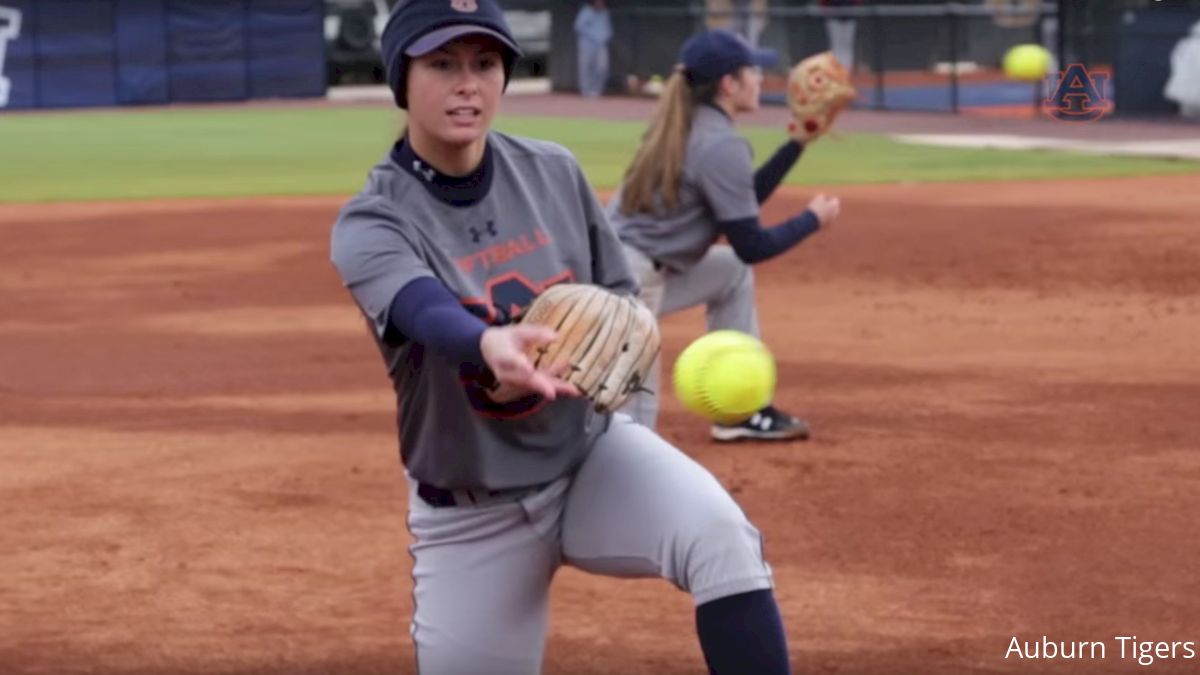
387, 278, 581, 405
388, 277, 489, 364
753, 140, 804, 205
717, 192, 840, 265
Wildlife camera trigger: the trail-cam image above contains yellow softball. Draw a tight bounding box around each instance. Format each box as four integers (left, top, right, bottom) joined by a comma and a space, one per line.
673, 330, 776, 425
1003, 44, 1052, 82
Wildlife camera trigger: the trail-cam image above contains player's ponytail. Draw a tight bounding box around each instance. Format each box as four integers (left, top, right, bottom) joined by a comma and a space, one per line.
619, 67, 718, 217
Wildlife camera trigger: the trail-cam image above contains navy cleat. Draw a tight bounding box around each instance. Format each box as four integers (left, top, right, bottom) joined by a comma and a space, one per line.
710, 405, 811, 442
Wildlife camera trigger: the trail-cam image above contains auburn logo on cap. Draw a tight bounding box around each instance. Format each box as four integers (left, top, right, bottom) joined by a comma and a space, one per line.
450, 0, 478, 12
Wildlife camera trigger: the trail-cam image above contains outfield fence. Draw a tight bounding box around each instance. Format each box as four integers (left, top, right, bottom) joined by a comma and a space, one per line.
550, 1, 1200, 119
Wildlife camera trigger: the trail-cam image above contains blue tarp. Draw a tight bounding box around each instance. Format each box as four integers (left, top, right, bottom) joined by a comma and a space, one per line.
167, 0, 248, 102
247, 0, 325, 99
115, 0, 170, 105
0, 0, 324, 111
36, 0, 118, 108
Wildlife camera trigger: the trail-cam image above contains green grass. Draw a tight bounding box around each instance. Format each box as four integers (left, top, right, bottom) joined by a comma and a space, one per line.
501, 117, 1200, 188
0, 108, 401, 202
1, 105, 1197, 202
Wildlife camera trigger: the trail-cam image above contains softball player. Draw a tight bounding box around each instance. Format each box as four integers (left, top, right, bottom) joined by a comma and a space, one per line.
608, 29, 842, 441
329, 2, 793, 673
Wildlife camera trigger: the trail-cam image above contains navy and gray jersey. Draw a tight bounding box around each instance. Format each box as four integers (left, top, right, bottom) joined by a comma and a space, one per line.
608, 105, 759, 271
331, 132, 635, 490
608, 104, 817, 271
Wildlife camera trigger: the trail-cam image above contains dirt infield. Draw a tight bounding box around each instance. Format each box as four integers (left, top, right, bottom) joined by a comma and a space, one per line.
3, 176, 1200, 675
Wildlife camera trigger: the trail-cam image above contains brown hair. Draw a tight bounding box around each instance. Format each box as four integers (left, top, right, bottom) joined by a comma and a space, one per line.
618, 69, 720, 217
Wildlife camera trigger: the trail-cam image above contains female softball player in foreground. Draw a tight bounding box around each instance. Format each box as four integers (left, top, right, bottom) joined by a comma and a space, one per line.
329, 2, 793, 673
609, 29, 845, 441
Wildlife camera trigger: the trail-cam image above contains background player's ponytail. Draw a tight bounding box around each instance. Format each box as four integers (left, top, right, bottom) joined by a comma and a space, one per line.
618, 67, 718, 217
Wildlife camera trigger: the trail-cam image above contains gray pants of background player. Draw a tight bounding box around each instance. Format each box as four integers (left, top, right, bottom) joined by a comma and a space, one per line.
620, 244, 760, 429
406, 415, 773, 674
825, 18, 857, 72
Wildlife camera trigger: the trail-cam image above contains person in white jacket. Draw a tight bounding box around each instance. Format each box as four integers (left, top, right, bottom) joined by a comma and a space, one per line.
1165, 19, 1200, 120
575, 0, 613, 98
0, 6, 23, 109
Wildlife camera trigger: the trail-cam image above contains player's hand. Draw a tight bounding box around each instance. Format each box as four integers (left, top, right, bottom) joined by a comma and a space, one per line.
480, 325, 582, 402
807, 193, 841, 228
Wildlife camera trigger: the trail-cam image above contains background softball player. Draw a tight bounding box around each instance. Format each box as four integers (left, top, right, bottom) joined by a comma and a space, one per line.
329, 1, 793, 673
608, 28, 843, 441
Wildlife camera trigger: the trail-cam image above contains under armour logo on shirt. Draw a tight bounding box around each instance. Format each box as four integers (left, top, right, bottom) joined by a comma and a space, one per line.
468, 221, 498, 243
450, 0, 478, 12
412, 160, 435, 183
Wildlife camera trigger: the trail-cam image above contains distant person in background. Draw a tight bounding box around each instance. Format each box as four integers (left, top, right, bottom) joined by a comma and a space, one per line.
607, 29, 841, 439
741, 0, 769, 47
1165, 19, 1200, 120
731, 0, 750, 45
819, 0, 861, 72
575, 0, 613, 98
714, 0, 769, 47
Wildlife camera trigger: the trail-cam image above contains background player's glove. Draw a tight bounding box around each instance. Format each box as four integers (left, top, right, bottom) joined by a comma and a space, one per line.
518, 283, 660, 414
786, 51, 857, 143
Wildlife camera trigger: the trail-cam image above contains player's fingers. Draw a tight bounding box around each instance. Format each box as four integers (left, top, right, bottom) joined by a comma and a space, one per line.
494, 343, 580, 400
493, 353, 535, 383
482, 326, 545, 379
535, 361, 581, 399
524, 371, 561, 400
513, 324, 558, 349
503, 357, 570, 398
553, 380, 582, 398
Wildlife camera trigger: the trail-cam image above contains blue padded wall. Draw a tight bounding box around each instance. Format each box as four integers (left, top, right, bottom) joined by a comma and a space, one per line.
115, 0, 170, 105
248, 0, 325, 99
166, 0, 249, 102
0, 0, 323, 111
35, 0, 118, 108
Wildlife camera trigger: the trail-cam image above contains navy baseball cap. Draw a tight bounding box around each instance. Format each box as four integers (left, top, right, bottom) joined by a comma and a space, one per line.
381, 0, 523, 109
680, 29, 779, 86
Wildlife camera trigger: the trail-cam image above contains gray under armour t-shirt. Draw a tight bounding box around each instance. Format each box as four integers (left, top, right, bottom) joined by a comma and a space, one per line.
331, 132, 636, 490
607, 104, 759, 272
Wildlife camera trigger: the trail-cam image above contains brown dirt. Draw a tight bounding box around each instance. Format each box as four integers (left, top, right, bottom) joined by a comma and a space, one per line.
3, 176, 1200, 674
